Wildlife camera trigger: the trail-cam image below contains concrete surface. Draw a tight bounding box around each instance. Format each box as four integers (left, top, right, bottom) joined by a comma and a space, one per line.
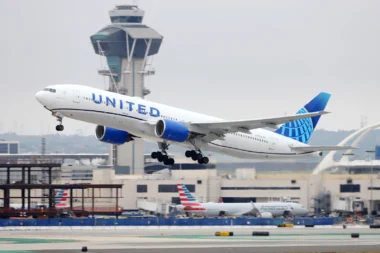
0, 227, 379, 253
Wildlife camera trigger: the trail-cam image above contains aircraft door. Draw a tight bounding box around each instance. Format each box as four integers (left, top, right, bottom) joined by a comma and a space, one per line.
269, 137, 277, 151
73, 90, 80, 103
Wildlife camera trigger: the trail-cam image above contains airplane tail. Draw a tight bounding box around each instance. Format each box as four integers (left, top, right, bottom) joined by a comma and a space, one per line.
177, 184, 204, 210
55, 186, 70, 208
275, 92, 331, 144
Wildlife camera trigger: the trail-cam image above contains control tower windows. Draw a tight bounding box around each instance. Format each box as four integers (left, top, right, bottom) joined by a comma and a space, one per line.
111, 16, 143, 23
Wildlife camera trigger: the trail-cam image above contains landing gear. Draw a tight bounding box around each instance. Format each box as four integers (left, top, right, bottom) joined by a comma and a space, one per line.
151, 142, 175, 165
54, 114, 64, 132
185, 150, 209, 164
55, 125, 64, 131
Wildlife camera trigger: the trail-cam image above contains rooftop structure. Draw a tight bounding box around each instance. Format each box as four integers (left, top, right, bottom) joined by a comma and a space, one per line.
313, 123, 380, 175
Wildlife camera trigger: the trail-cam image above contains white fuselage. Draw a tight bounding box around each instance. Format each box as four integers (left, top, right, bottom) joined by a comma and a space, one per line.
36, 84, 320, 160
175, 202, 308, 217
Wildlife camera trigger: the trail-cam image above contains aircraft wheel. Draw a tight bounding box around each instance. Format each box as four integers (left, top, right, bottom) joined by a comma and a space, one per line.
202, 157, 209, 164
162, 155, 168, 162
151, 152, 157, 159
185, 150, 192, 158
168, 158, 175, 165
197, 159, 204, 164
56, 125, 64, 131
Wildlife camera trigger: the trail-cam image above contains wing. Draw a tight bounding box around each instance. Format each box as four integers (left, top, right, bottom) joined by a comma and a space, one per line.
290, 145, 358, 152
190, 111, 329, 135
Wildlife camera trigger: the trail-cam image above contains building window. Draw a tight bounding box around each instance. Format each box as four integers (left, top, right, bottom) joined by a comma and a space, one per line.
0, 144, 8, 154
171, 197, 181, 204
71, 170, 93, 181
9, 144, 18, 154
340, 184, 360, 193
158, 184, 195, 193
222, 197, 256, 203
137, 184, 147, 193
221, 186, 300, 190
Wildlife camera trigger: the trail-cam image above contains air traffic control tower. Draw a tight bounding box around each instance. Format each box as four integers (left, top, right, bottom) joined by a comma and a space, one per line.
90, 5, 163, 174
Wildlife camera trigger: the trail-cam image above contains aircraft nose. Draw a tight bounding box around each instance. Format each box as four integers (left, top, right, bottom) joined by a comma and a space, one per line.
35, 90, 53, 107
35, 91, 43, 103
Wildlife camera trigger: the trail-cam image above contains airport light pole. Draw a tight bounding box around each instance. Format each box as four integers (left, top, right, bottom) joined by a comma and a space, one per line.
366, 150, 374, 218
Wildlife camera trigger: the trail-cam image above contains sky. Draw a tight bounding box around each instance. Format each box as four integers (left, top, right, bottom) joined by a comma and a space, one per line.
0, 0, 380, 136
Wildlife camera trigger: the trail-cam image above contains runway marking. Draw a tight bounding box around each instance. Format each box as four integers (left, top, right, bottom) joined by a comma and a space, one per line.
0, 238, 79, 244
0, 251, 40, 253
144, 233, 380, 240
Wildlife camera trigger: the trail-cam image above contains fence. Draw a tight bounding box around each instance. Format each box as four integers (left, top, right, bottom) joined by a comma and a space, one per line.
0, 217, 338, 227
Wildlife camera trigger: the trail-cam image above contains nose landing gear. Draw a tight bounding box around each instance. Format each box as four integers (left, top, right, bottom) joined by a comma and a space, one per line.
55, 124, 64, 131
53, 112, 64, 132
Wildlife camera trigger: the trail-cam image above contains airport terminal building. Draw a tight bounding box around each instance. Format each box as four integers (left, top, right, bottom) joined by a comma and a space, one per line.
87, 167, 379, 215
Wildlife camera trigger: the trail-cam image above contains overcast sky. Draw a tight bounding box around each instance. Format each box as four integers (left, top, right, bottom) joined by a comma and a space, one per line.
0, 0, 379, 136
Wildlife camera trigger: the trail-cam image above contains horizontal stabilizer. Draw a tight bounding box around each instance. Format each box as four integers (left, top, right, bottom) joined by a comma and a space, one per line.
290, 145, 358, 152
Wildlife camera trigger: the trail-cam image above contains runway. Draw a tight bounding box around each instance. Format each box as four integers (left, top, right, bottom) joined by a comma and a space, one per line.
0, 227, 380, 253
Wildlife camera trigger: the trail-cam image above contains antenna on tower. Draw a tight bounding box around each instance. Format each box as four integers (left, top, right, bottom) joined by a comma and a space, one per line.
41, 136, 46, 155
360, 115, 368, 129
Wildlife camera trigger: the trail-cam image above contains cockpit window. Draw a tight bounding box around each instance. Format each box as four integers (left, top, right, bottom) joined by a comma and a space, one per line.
43, 88, 56, 93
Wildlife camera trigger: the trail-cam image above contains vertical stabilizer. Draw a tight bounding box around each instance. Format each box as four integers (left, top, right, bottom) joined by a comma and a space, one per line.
177, 184, 204, 210
275, 92, 331, 144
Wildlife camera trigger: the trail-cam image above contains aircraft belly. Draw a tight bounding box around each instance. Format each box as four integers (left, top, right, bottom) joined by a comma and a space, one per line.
205, 209, 221, 216
209, 139, 269, 159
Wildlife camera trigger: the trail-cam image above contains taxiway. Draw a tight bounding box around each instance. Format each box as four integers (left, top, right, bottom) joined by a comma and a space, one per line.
0, 227, 379, 253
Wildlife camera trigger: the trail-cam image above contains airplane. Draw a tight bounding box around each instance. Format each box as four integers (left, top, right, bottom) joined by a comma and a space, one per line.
174, 184, 308, 218
35, 84, 355, 165
0, 188, 70, 209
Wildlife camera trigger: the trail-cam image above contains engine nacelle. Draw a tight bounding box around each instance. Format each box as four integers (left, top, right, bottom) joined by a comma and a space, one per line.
95, 125, 133, 145
259, 212, 273, 218
155, 119, 190, 142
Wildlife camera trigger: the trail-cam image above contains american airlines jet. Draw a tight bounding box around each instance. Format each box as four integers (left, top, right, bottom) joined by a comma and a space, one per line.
35, 84, 354, 165
0, 188, 70, 209
175, 184, 308, 218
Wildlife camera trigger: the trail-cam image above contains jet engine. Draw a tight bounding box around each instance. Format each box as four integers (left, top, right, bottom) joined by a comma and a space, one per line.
155, 119, 190, 142
259, 212, 273, 218
95, 125, 134, 145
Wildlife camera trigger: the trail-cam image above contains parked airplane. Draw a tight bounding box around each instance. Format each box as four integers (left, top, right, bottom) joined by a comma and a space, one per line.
35, 84, 354, 165
175, 184, 308, 218
0, 188, 70, 209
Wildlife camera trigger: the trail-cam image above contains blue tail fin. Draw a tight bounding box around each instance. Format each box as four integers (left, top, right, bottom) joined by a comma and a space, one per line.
274, 92, 331, 144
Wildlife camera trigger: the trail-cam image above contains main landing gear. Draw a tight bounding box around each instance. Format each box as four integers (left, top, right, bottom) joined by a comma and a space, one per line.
151, 142, 209, 165
185, 150, 209, 164
151, 142, 175, 166
54, 114, 64, 132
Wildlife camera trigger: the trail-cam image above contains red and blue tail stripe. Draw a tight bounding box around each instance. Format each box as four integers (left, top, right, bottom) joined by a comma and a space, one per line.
177, 184, 205, 211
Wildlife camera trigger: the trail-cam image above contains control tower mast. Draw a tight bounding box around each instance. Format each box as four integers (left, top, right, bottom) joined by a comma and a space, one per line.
90, 5, 163, 174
